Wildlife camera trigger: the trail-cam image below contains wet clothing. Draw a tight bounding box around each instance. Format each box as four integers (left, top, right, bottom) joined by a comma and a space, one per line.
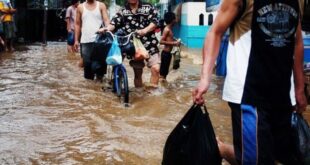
67, 31, 74, 46
110, 2, 159, 56
3, 21, 14, 39
80, 1, 107, 80
222, 0, 304, 164
229, 103, 301, 165
80, 1, 103, 43
160, 51, 172, 78
66, 5, 77, 32
81, 43, 106, 80
223, 0, 302, 107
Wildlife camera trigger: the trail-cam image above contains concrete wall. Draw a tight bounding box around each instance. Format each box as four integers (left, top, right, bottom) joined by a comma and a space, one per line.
174, 2, 217, 48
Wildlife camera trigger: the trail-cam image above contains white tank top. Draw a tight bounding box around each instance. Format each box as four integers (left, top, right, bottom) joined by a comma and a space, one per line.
80, 1, 103, 43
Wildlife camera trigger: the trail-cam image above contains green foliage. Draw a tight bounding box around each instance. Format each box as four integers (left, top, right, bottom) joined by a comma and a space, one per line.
98, 0, 111, 7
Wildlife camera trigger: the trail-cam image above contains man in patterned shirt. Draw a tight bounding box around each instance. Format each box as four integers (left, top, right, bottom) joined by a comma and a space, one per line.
100, 0, 160, 88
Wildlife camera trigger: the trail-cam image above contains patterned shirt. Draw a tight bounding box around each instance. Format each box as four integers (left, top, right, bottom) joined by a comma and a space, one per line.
111, 2, 159, 55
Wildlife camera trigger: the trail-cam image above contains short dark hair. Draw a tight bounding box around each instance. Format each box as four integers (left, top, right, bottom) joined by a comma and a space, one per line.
164, 12, 176, 25
71, 0, 79, 5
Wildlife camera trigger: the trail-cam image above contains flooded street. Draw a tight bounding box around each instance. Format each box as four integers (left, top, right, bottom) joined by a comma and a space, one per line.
0, 43, 309, 164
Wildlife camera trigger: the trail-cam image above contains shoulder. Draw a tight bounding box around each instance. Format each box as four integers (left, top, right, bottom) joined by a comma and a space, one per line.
67, 6, 72, 10
163, 27, 171, 34
98, 1, 107, 9
77, 3, 83, 12
220, 0, 243, 10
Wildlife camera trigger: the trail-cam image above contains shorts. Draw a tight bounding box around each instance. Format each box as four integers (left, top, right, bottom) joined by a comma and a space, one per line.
229, 103, 301, 165
3, 21, 15, 39
160, 51, 172, 77
67, 31, 74, 46
129, 53, 161, 69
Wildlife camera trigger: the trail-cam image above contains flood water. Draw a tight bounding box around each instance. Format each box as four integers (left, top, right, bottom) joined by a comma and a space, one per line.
0, 43, 309, 164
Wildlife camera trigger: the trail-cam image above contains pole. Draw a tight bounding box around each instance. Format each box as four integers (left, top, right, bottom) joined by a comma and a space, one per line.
42, 0, 48, 45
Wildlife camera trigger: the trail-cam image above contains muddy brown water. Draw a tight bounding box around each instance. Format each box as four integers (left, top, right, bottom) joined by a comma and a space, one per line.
0, 43, 309, 164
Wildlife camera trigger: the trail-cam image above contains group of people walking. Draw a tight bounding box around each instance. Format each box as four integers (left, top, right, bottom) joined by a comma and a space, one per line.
66, 0, 180, 88
67, 0, 309, 164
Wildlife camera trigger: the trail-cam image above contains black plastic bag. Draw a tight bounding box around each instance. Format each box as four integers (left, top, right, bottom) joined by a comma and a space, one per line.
115, 29, 136, 60
162, 104, 222, 165
92, 32, 113, 62
291, 112, 310, 164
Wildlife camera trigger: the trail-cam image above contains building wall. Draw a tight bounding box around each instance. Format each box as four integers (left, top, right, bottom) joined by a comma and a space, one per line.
174, 2, 216, 48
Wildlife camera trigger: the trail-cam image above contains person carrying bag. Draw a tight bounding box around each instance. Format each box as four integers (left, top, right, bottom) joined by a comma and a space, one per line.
162, 104, 222, 165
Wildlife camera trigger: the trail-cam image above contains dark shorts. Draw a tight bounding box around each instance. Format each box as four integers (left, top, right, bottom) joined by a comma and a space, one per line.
67, 31, 74, 46
229, 103, 300, 165
160, 51, 172, 78
3, 21, 15, 39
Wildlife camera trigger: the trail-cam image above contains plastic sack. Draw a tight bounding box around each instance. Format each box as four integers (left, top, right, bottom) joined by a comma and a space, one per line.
93, 32, 113, 62
115, 29, 136, 59
216, 35, 229, 77
106, 39, 122, 65
172, 46, 181, 70
291, 112, 310, 164
133, 36, 149, 61
162, 104, 222, 165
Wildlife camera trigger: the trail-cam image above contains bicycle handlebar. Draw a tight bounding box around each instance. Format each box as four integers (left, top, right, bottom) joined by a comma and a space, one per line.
105, 31, 136, 46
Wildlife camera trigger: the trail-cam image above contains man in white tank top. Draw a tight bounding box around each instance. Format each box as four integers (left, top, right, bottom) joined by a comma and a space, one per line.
74, 0, 110, 80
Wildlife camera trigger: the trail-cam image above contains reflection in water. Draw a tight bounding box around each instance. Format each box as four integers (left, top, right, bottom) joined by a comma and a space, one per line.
0, 43, 309, 164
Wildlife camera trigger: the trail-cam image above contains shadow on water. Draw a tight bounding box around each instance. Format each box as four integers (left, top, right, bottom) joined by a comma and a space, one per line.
0, 43, 309, 164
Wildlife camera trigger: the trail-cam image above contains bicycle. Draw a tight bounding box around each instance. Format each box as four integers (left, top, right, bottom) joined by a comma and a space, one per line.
104, 31, 136, 106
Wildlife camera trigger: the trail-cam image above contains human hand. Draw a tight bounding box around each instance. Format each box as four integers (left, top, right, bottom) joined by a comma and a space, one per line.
74, 41, 80, 53
136, 29, 148, 36
174, 40, 181, 46
97, 27, 108, 34
10, 8, 16, 13
295, 90, 307, 113
192, 79, 209, 105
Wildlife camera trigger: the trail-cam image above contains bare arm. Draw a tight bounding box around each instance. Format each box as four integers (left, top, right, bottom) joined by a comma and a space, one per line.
293, 21, 307, 113
137, 5, 158, 36
0, 8, 16, 14
100, 2, 110, 27
74, 5, 82, 51
66, 18, 71, 32
193, 0, 242, 104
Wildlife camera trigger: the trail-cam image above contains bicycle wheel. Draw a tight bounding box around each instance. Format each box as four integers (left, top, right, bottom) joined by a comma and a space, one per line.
114, 65, 129, 104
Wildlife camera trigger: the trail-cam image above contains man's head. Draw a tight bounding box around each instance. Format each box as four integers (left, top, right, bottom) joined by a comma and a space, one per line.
72, 0, 79, 6
164, 12, 176, 25
127, 0, 139, 5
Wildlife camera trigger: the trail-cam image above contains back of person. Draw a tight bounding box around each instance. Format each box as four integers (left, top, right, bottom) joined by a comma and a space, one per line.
80, 1, 103, 43
223, 0, 303, 107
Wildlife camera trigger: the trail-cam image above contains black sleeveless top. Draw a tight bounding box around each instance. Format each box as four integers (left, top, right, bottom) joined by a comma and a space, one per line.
241, 0, 300, 107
